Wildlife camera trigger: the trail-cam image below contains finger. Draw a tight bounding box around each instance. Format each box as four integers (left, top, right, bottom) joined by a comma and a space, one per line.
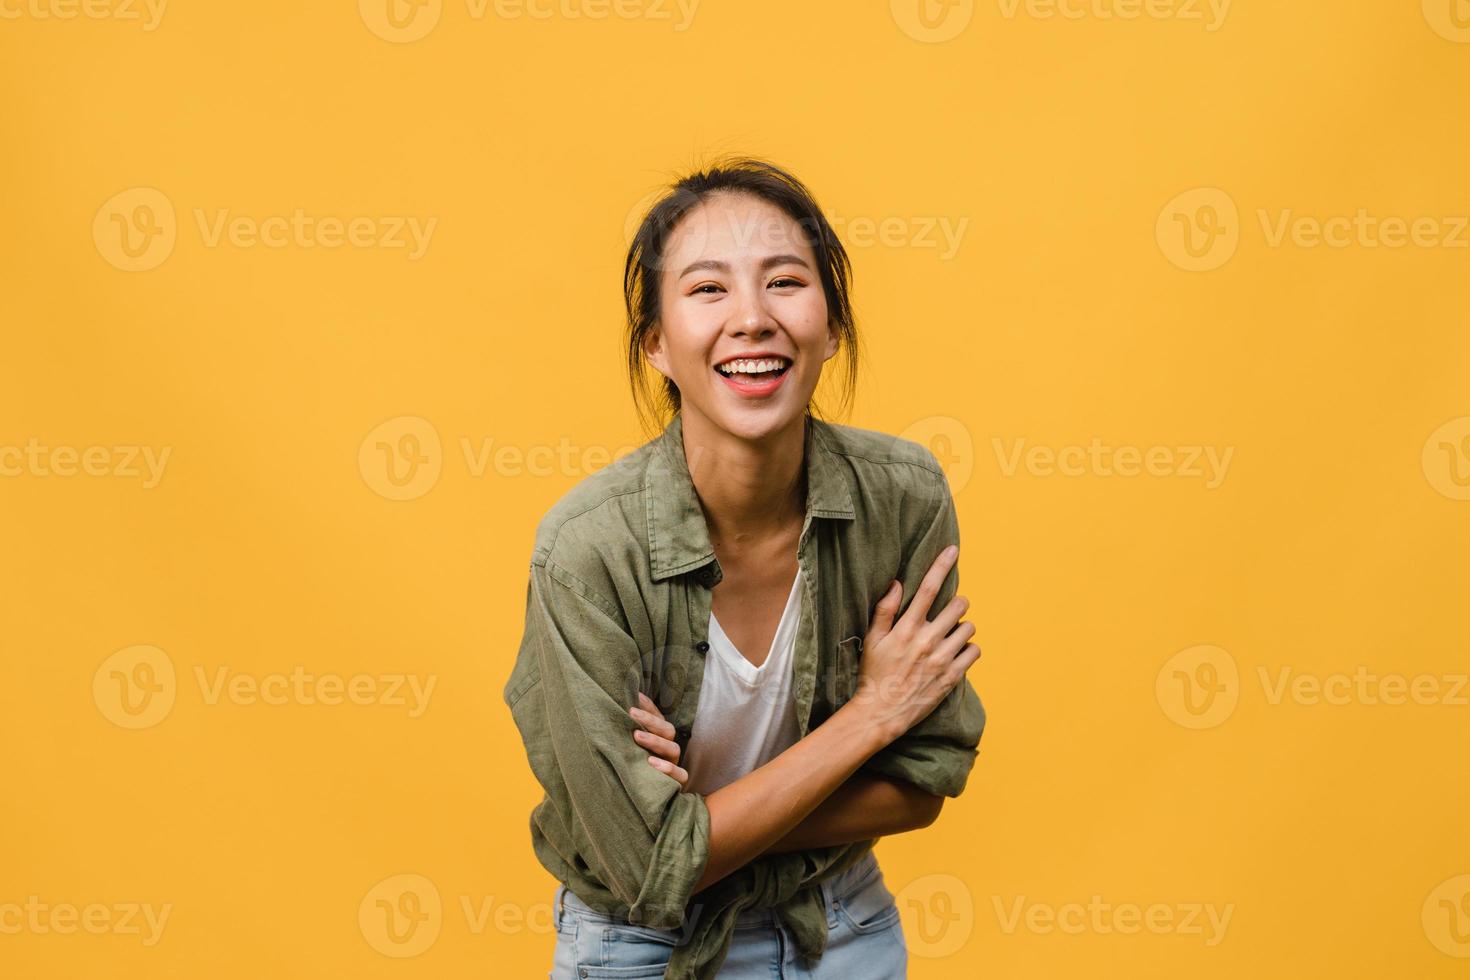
633, 727, 681, 763
629, 705, 676, 741
899, 544, 959, 629
923, 594, 971, 647
936, 625, 980, 669
647, 755, 689, 788
868, 579, 903, 642
637, 692, 671, 727
945, 642, 982, 682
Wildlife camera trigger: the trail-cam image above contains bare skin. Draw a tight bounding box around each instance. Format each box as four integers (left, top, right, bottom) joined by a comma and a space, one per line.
704, 481, 803, 670
636, 191, 981, 896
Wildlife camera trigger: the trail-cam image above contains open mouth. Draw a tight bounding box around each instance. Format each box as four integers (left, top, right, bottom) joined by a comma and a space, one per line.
713, 356, 793, 386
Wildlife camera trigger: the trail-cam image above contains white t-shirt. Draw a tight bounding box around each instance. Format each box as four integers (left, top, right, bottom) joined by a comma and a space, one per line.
682, 567, 804, 795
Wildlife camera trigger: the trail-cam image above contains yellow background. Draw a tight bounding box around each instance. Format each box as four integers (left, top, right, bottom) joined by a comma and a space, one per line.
3, 1, 1469, 977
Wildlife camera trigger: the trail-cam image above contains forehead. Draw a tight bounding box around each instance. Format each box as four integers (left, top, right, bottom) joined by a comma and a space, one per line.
664, 191, 818, 265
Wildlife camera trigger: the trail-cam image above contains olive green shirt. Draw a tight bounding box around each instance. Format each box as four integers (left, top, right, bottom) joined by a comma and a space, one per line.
503, 410, 985, 979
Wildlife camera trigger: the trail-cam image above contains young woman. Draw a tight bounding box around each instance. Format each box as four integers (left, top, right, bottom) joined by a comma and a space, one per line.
504, 158, 985, 979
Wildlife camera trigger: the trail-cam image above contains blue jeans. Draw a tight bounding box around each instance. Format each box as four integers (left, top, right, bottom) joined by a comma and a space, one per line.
548, 850, 907, 978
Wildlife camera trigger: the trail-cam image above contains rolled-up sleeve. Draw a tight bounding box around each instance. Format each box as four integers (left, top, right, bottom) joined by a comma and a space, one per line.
859, 458, 986, 798
506, 553, 711, 927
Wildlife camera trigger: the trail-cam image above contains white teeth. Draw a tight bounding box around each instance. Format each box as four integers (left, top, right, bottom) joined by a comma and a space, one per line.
716, 357, 789, 375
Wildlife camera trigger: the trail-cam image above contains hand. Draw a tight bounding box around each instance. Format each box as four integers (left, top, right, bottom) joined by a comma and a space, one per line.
629, 691, 688, 789
850, 544, 980, 743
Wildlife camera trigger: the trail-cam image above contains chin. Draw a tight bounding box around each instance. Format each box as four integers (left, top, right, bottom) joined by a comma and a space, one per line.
711, 401, 808, 443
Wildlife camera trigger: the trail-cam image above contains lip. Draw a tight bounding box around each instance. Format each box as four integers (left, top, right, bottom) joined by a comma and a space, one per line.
713, 355, 793, 400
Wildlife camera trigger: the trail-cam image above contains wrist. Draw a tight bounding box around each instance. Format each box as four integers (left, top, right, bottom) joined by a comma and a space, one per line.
831, 695, 901, 755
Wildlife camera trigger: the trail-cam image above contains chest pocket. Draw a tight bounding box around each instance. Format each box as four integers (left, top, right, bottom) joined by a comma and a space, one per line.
812, 634, 864, 725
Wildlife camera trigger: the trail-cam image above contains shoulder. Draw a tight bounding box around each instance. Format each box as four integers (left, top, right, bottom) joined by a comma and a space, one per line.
811, 417, 950, 504
815, 420, 961, 575
527, 435, 657, 597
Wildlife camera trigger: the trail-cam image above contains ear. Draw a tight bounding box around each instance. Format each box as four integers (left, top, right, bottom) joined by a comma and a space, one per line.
642, 326, 670, 378
823, 321, 841, 362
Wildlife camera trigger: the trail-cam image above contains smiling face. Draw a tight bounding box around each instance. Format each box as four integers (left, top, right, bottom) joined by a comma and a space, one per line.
641, 191, 839, 442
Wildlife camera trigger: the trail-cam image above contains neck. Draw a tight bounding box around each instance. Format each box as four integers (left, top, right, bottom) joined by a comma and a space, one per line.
680, 409, 808, 549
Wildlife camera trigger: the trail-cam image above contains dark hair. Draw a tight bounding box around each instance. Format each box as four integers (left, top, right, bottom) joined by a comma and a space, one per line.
623, 156, 859, 436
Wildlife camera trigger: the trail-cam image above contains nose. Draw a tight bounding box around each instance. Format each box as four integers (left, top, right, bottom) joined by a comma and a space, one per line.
727, 281, 778, 338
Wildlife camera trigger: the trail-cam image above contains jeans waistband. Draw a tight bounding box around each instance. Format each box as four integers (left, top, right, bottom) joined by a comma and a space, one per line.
731, 848, 879, 928
554, 848, 881, 932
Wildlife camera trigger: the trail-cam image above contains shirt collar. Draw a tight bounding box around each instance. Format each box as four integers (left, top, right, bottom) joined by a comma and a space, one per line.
644, 411, 856, 582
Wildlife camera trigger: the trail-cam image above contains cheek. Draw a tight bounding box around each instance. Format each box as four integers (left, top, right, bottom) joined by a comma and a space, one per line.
654, 304, 716, 372
782, 291, 830, 336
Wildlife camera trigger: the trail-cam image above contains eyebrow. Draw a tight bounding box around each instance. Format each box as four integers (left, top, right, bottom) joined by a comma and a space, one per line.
677, 254, 812, 280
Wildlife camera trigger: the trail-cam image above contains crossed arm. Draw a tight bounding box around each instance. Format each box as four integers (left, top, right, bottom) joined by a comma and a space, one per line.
629, 692, 945, 857
758, 769, 944, 854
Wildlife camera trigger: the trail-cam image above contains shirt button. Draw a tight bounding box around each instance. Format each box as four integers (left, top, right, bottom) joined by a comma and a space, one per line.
695, 640, 710, 653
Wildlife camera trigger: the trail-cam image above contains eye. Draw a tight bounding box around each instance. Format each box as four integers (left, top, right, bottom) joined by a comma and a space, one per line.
691, 282, 725, 295
768, 277, 805, 289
